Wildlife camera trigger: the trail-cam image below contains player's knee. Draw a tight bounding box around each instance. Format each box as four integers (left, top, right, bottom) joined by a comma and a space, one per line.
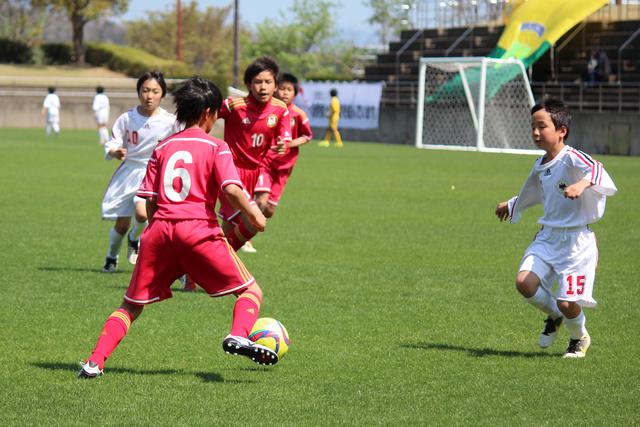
114, 219, 130, 235
515, 272, 537, 298
120, 300, 143, 321
557, 300, 580, 318
247, 282, 263, 302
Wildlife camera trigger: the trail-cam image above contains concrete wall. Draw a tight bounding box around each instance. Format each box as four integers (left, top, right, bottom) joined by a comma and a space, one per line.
2, 86, 638, 155
314, 107, 640, 156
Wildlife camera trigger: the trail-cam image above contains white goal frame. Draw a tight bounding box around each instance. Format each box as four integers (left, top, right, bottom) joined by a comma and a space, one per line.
415, 57, 541, 155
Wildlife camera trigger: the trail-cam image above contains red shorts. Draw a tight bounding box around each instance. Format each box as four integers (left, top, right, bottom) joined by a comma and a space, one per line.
218, 165, 259, 222
255, 165, 293, 206
124, 219, 254, 305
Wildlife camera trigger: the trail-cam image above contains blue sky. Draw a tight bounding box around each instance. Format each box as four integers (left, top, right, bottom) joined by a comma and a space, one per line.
122, 0, 381, 46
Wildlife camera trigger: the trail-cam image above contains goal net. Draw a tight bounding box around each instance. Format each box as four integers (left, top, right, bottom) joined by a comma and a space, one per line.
415, 57, 539, 154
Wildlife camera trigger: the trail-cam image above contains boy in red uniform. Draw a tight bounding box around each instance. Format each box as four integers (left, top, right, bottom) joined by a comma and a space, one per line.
79, 77, 277, 379
255, 72, 313, 219
217, 56, 292, 250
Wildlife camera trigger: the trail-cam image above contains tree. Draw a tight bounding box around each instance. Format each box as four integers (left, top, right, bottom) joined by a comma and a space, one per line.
0, 0, 47, 42
247, 0, 358, 80
35, 0, 128, 63
363, 0, 409, 47
126, 1, 239, 89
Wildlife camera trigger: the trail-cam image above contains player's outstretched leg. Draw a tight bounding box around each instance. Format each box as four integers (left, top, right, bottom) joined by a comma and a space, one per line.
78, 304, 140, 378
222, 283, 278, 365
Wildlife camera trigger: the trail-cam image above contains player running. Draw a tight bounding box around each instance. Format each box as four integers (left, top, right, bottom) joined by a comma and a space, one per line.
93, 86, 110, 145
101, 71, 179, 272
42, 87, 61, 139
254, 72, 313, 221
79, 77, 276, 379
217, 56, 292, 251
495, 98, 617, 358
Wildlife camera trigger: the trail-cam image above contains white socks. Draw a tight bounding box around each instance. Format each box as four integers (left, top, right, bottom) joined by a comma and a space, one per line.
526, 286, 562, 319
107, 228, 124, 259
128, 219, 146, 242
564, 311, 588, 339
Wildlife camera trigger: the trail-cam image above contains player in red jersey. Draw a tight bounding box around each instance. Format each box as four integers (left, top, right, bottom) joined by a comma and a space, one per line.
255, 72, 313, 220
217, 56, 292, 251
79, 77, 277, 379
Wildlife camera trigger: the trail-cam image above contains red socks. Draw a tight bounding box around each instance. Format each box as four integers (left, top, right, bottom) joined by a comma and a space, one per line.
230, 284, 262, 337
88, 309, 132, 369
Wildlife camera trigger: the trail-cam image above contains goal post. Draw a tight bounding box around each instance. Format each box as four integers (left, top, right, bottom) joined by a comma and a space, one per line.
415, 57, 540, 155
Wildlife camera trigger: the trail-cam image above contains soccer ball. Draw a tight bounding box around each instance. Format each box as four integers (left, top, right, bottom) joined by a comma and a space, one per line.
249, 318, 290, 359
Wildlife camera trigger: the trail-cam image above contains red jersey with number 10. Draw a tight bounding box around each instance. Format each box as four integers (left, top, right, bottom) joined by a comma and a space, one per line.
137, 127, 243, 225
218, 94, 292, 169
263, 103, 313, 171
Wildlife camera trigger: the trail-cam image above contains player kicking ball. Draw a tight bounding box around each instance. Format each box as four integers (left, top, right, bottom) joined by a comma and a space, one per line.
79, 77, 277, 379
495, 99, 617, 358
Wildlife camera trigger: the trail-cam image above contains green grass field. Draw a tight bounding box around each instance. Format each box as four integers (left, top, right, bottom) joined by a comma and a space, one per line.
1, 128, 639, 425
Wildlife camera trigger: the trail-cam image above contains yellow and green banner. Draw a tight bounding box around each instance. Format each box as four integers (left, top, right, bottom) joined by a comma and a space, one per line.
491, 0, 609, 66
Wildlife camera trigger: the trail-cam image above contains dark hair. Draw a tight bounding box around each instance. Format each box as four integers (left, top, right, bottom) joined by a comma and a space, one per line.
531, 98, 571, 141
48, 86, 55, 94
173, 76, 223, 125
330, 88, 337, 97
137, 70, 167, 97
244, 56, 279, 86
96, 86, 104, 94
278, 72, 299, 95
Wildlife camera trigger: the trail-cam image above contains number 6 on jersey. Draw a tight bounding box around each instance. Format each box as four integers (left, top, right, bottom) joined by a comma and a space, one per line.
164, 150, 192, 201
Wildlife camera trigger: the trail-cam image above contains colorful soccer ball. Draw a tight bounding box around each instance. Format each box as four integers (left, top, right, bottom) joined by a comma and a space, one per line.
249, 318, 290, 359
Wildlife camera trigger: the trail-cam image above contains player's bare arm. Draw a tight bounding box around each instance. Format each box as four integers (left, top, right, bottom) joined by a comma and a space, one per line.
564, 178, 592, 199
109, 147, 127, 160
145, 197, 158, 220
288, 136, 310, 149
495, 201, 510, 221
224, 184, 267, 232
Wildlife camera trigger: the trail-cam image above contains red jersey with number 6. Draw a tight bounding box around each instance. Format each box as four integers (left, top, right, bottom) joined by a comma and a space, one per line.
137, 127, 243, 224
218, 94, 292, 169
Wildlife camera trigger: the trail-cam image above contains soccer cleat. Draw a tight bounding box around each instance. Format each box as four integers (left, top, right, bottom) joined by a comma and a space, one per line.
101, 256, 118, 273
239, 241, 257, 253
563, 335, 591, 358
539, 316, 563, 348
318, 140, 330, 147
127, 237, 139, 265
222, 335, 278, 366
335, 142, 343, 148
78, 360, 103, 379
180, 274, 197, 292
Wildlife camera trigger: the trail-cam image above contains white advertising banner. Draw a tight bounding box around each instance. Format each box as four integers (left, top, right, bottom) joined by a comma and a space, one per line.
296, 81, 383, 130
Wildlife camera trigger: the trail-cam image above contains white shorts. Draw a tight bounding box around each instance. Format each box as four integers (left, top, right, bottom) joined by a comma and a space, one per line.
519, 226, 598, 307
95, 110, 109, 125
102, 163, 146, 219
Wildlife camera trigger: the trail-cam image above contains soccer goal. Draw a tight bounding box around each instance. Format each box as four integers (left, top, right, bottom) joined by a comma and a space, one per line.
415, 57, 540, 154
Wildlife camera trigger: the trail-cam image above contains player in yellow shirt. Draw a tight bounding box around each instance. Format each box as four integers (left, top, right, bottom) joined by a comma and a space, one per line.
318, 88, 343, 148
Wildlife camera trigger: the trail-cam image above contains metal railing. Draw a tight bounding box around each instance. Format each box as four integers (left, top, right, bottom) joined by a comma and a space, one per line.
380, 81, 640, 113
395, 29, 425, 105
618, 26, 640, 83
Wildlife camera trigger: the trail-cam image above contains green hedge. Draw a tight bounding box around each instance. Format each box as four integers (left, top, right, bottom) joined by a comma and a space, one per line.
86, 42, 192, 78
42, 43, 73, 65
0, 38, 33, 64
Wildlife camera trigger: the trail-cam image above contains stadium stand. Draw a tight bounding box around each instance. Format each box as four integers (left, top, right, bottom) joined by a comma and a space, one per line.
364, 8, 640, 112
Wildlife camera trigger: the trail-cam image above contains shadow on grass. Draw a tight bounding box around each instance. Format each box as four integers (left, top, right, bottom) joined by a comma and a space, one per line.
37, 266, 128, 275
32, 361, 244, 383
401, 342, 559, 358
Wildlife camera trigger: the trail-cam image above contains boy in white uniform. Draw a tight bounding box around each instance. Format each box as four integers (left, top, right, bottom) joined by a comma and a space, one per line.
102, 71, 179, 272
42, 87, 61, 139
495, 99, 617, 358
93, 86, 110, 144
